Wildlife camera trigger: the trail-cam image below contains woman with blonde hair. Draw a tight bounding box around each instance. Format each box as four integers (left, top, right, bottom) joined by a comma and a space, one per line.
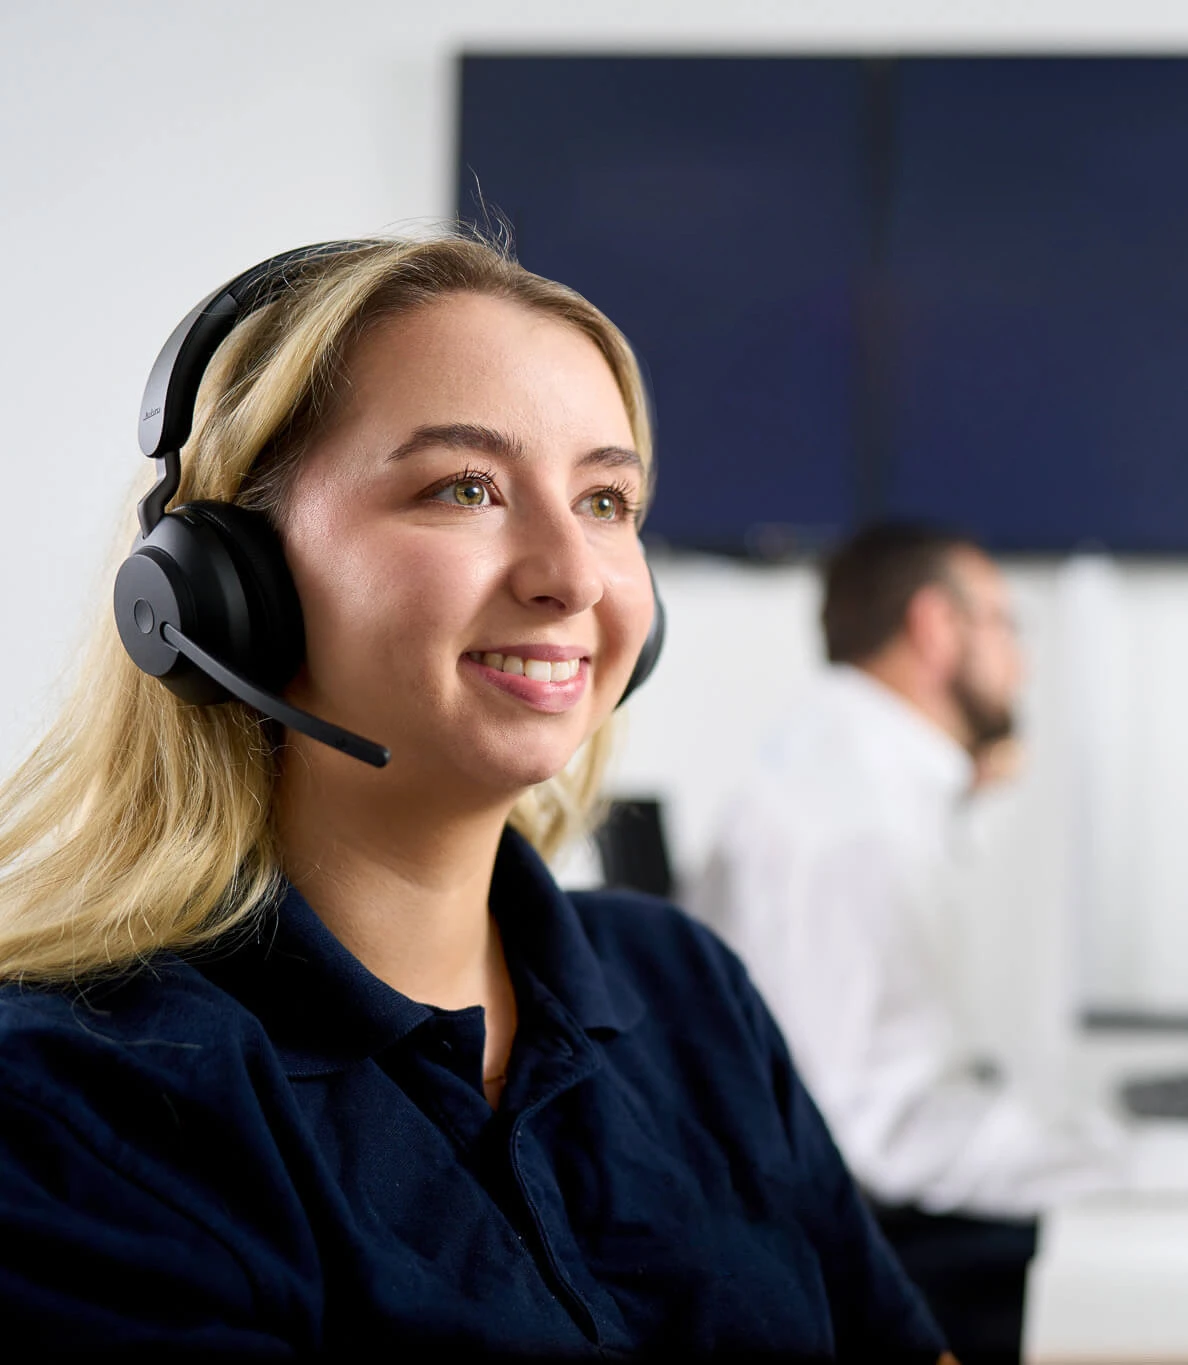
0, 234, 949, 1360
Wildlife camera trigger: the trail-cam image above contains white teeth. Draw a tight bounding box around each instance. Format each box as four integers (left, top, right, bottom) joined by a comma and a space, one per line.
471, 652, 581, 681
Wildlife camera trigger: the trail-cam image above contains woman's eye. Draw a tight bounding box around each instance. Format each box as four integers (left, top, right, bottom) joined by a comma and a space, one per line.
580, 485, 637, 523
432, 478, 492, 507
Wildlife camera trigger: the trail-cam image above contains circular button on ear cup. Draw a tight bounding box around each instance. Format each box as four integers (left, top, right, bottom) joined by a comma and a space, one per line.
132, 598, 156, 634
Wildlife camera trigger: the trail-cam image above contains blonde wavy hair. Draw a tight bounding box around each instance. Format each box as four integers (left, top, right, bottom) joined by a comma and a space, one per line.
0, 234, 655, 984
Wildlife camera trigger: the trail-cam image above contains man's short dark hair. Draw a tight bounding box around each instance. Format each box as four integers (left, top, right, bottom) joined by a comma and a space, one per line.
821, 520, 984, 664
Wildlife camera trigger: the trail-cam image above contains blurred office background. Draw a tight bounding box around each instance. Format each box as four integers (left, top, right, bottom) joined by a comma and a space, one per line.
7, 11, 1188, 1342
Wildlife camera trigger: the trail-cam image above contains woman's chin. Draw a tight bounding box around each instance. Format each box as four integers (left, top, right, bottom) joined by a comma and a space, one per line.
502, 757, 574, 792
481, 739, 586, 796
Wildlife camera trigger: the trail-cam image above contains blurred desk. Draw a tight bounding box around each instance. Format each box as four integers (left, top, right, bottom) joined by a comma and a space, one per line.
1023, 1124, 1188, 1363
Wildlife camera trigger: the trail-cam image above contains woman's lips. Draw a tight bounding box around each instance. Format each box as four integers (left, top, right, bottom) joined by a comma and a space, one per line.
461, 651, 588, 713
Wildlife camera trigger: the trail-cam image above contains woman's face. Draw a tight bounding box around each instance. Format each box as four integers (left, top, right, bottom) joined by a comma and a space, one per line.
279, 291, 655, 797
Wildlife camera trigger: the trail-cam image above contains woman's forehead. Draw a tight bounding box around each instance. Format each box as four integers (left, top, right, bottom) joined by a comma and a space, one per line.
337, 293, 633, 435
350, 292, 591, 364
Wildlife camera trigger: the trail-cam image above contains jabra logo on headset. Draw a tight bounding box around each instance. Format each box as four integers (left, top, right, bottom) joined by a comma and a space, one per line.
141, 407, 161, 422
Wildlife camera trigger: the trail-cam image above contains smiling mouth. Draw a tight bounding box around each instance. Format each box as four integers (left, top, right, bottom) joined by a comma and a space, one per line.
465, 651, 582, 682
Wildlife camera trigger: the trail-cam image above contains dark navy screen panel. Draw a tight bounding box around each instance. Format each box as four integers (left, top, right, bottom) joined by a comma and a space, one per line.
885, 57, 1188, 552
457, 56, 868, 555
459, 55, 1188, 555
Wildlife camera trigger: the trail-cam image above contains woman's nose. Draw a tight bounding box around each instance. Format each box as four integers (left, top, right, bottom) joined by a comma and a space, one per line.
507, 509, 604, 616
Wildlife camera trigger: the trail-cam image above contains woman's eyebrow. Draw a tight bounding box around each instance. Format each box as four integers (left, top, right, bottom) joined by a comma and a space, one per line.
577, 446, 644, 474
386, 423, 525, 463
387, 425, 643, 474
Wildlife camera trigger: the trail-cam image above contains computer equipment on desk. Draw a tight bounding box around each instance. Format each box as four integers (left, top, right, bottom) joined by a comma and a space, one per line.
1119, 1072, 1188, 1120
593, 797, 674, 900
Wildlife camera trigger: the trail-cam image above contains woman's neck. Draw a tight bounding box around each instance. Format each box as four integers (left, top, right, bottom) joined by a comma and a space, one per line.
273, 757, 516, 1010
274, 759, 522, 1107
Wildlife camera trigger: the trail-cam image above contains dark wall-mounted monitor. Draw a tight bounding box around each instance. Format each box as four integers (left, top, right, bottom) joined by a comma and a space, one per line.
457, 54, 1188, 556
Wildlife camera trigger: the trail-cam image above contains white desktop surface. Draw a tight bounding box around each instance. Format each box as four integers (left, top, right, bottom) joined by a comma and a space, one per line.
1024, 1123, 1188, 1364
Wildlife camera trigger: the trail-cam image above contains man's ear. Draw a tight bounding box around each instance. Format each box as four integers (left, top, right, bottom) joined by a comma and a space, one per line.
904, 583, 963, 678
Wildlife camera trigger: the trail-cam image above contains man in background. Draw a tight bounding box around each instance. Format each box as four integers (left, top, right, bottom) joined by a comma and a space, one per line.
690, 521, 1129, 1365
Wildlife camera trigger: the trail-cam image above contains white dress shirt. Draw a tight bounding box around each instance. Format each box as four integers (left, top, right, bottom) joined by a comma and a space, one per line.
688, 665, 1132, 1219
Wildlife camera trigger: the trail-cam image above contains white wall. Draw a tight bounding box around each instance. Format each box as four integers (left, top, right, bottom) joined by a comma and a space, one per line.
7, 0, 1188, 1101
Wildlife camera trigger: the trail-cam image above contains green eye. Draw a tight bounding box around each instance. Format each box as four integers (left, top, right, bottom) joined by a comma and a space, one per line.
453, 481, 488, 507
590, 492, 618, 520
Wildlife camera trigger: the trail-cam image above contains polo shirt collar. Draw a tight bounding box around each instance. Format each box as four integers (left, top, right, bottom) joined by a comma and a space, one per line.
491, 827, 644, 1037
197, 827, 642, 1077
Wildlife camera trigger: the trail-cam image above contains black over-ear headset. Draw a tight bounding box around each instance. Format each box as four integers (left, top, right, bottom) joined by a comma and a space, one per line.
114, 241, 666, 768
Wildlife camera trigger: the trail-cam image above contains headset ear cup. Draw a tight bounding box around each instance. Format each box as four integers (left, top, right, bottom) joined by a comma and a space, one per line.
115, 500, 305, 704
618, 564, 666, 708
179, 502, 305, 692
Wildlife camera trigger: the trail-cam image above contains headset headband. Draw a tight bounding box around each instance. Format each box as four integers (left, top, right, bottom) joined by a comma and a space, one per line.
138, 240, 377, 463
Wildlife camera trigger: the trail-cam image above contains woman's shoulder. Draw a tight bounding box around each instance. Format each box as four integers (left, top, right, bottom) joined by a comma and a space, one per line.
568, 883, 725, 945
0, 950, 257, 1029
565, 885, 756, 1010
0, 954, 269, 1114
0, 954, 325, 1347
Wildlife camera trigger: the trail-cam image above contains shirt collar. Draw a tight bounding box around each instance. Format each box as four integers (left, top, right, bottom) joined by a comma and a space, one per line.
196, 827, 642, 1076
491, 828, 644, 1037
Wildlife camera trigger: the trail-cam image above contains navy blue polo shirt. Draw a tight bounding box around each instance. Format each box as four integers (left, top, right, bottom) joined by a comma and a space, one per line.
0, 829, 945, 1359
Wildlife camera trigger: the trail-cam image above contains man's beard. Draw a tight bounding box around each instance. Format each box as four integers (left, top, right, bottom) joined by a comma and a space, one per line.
950, 667, 1015, 754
